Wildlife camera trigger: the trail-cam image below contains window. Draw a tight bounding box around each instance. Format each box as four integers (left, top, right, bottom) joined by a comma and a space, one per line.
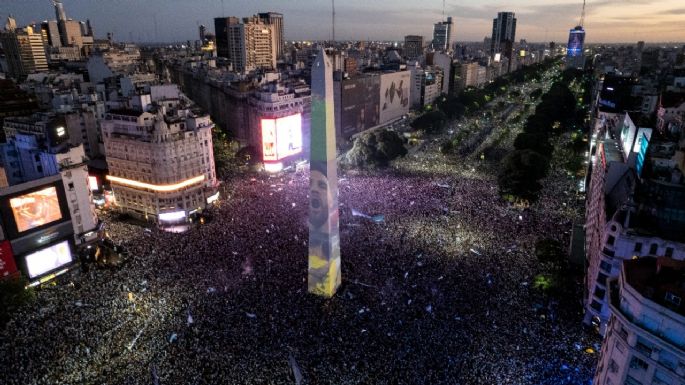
624, 375, 642, 385
636, 339, 653, 356
634, 242, 642, 252
600, 260, 612, 273
594, 286, 606, 299
591, 300, 603, 312
630, 356, 649, 371
68, 182, 74, 190
607, 235, 616, 245
649, 243, 658, 255
609, 359, 619, 373
665, 292, 681, 307
665, 247, 674, 258
598, 273, 608, 285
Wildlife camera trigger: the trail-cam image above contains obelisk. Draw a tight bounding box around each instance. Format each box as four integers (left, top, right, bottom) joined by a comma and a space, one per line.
308, 48, 341, 297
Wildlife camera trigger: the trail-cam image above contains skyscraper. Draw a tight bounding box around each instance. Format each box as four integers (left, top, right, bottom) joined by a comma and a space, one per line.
566, 26, 586, 69
258, 12, 284, 60
491, 12, 517, 69
198, 24, 206, 41
404, 35, 424, 59
214, 17, 238, 59
214, 16, 276, 73
0, 25, 48, 80
432, 17, 453, 52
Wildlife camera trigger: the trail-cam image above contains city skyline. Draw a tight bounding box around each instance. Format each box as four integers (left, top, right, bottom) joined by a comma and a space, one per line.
2, 0, 684, 43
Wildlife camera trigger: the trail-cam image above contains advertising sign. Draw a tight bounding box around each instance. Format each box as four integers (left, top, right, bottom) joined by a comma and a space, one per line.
635, 133, 650, 176
619, 114, 637, 159
262, 113, 303, 161
379, 71, 411, 124
340, 76, 380, 139
567, 28, 585, 57
25, 239, 73, 279
9, 186, 63, 233
632, 128, 653, 153
0, 240, 18, 278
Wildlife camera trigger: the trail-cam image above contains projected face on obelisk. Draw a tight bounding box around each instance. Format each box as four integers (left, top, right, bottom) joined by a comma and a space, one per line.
308, 48, 341, 297
309, 169, 330, 229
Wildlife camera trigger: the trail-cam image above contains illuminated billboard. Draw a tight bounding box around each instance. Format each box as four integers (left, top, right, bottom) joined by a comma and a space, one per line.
632, 128, 653, 153
567, 27, 585, 58
25, 239, 73, 279
635, 132, 650, 176
261, 113, 303, 161
9, 186, 63, 233
0, 240, 17, 278
379, 71, 411, 124
619, 114, 637, 159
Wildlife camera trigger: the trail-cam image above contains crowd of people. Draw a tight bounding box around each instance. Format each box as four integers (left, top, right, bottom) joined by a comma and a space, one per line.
0, 70, 599, 384
0, 145, 598, 384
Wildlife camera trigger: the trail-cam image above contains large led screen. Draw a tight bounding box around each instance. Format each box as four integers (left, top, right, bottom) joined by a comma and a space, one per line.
619, 114, 637, 159
25, 240, 73, 278
9, 186, 62, 233
262, 113, 303, 161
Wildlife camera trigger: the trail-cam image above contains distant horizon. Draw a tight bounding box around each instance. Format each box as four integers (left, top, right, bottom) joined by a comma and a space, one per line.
3, 0, 685, 44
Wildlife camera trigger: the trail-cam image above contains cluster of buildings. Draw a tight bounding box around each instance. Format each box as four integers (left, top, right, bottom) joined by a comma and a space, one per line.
583, 42, 685, 384
0, 2, 219, 284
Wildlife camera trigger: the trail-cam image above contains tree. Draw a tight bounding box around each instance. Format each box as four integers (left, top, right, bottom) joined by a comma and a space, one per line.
410, 111, 447, 134
513, 132, 553, 157
345, 129, 407, 168
498, 149, 550, 200
437, 95, 465, 119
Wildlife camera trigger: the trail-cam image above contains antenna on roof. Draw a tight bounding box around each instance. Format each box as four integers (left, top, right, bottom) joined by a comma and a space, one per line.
579, 0, 586, 27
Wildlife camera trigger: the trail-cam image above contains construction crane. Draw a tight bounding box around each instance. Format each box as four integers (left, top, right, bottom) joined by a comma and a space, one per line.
578, 0, 586, 28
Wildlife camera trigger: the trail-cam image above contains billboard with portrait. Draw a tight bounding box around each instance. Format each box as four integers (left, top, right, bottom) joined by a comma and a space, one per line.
379, 71, 411, 123
262, 113, 303, 161
9, 186, 63, 233
340, 76, 380, 139
24, 239, 73, 279
567, 28, 585, 57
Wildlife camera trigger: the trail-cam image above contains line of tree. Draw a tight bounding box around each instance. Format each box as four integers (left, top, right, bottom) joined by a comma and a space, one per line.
498, 68, 584, 201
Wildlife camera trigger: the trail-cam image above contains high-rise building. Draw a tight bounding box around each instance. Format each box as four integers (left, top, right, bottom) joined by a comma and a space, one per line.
102, 86, 219, 223
214, 17, 238, 59
432, 17, 453, 52
0, 26, 49, 80
41, 20, 62, 48
594, 257, 685, 385
258, 12, 284, 60
198, 24, 206, 41
215, 16, 276, 72
404, 35, 424, 59
566, 26, 586, 69
491, 12, 517, 69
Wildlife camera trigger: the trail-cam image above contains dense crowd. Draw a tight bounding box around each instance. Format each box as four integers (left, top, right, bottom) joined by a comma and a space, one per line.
0, 144, 598, 384
0, 69, 599, 384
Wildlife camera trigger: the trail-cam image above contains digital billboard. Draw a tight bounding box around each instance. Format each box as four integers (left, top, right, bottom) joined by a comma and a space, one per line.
619, 114, 637, 159
261, 113, 303, 162
635, 132, 650, 176
9, 186, 63, 233
567, 27, 585, 58
632, 128, 653, 153
339, 76, 380, 139
25, 239, 73, 279
0, 240, 18, 278
379, 71, 411, 124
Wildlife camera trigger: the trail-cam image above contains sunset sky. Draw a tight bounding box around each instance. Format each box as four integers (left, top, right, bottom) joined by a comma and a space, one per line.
3, 0, 684, 43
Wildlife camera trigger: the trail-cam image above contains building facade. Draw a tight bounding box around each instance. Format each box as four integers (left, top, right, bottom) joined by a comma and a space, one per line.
404, 35, 424, 60
432, 18, 453, 52
0, 25, 48, 80
102, 103, 218, 223
491, 12, 517, 70
594, 257, 685, 385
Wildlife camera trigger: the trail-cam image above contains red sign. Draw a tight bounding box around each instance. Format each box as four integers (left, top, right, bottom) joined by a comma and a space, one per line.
0, 240, 18, 278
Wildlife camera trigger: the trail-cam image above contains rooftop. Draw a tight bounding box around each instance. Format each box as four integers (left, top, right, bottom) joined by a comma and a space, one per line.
624, 257, 685, 318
